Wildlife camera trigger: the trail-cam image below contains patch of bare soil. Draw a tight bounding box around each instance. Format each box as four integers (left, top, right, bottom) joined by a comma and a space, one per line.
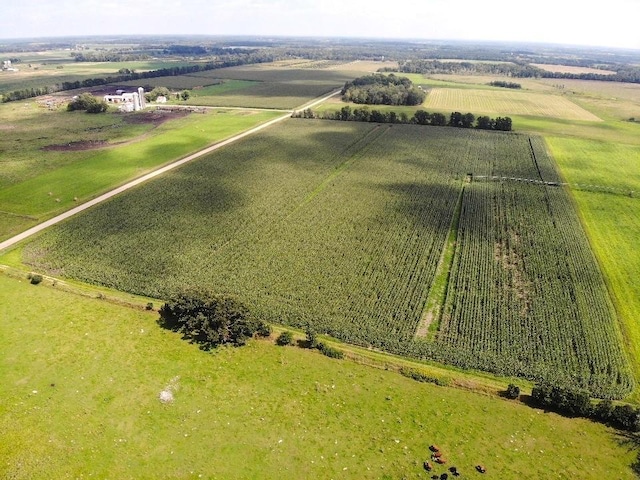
122, 109, 190, 126
0, 124, 15, 130
494, 235, 532, 317
42, 140, 109, 151
41, 110, 191, 151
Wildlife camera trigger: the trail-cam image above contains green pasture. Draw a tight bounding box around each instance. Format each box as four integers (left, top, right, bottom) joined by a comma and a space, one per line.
0, 106, 281, 239
0, 274, 635, 479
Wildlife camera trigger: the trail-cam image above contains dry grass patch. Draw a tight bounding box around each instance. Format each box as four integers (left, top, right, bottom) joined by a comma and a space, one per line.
424, 88, 602, 121
531, 64, 617, 75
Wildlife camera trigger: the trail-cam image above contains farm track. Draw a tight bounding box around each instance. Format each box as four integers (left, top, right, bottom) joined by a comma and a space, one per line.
0, 90, 341, 253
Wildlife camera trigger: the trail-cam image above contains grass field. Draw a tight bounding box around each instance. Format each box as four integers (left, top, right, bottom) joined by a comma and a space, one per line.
15, 120, 632, 396
1, 273, 635, 479
0, 105, 281, 240
423, 87, 602, 121
531, 63, 617, 75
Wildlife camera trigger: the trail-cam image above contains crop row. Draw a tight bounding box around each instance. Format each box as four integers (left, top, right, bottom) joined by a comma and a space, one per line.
23, 121, 632, 397
437, 141, 632, 397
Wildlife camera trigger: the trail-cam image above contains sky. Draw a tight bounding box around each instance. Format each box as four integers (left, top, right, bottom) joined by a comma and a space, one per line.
2, 0, 639, 50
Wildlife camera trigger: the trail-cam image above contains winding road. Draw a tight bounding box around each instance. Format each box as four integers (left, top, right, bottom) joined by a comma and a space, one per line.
0, 90, 341, 253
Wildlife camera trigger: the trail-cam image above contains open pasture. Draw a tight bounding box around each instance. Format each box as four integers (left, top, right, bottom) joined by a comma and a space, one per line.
0, 105, 281, 240
1, 274, 634, 479
19, 120, 632, 396
424, 87, 602, 121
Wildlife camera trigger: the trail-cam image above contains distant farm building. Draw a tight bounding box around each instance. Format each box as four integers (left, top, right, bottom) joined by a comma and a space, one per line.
103, 87, 146, 112
2, 60, 18, 72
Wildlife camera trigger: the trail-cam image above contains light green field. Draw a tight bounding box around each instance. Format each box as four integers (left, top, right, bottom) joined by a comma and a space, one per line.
424, 87, 602, 121
0, 106, 281, 240
0, 274, 635, 479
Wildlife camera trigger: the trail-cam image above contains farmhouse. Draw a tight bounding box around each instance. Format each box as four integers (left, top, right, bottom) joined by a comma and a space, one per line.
103, 87, 146, 112
2, 60, 18, 72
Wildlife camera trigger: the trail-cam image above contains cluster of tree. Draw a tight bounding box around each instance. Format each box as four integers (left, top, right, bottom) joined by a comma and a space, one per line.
158, 289, 271, 350
145, 86, 171, 102
489, 80, 521, 89
341, 74, 425, 106
1, 52, 278, 103
389, 60, 543, 78
294, 106, 512, 131
392, 59, 640, 84
71, 52, 149, 62
66, 93, 108, 113
531, 384, 640, 432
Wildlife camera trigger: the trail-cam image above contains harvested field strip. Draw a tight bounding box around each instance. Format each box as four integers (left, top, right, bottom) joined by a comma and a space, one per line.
20, 122, 632, 397
416, 180, 465, 338
424, 88, 602, 121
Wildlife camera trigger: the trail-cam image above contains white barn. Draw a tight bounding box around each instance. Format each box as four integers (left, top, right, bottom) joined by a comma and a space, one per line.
104, 87, 146, 112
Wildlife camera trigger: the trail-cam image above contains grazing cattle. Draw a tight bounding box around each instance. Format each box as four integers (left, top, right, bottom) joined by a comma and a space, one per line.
476, 464, 487, 474
449, 466, 459, 476
440, 473, 448, 480
429, 444, 440, 452
423, 461, 432, 471
434, 456, 447, 464
433, 451, 442, 458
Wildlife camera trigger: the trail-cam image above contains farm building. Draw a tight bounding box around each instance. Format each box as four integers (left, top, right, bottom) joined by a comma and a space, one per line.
103, 87, 146, 112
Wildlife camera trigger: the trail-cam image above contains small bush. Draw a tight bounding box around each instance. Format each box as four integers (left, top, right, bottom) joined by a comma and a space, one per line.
305, 324, 318, 348
28, 273, 43, 285
256, 321, 272, 338
145, 302, 154, 311
399, 366, 447, 385
505, 384, 520, 399
316, 342, 344, 359
276, 331, 294, 346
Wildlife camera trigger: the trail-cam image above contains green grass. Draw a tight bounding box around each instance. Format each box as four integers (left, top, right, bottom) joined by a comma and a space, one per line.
0, 108, 281, 239
0, 273, 636, 479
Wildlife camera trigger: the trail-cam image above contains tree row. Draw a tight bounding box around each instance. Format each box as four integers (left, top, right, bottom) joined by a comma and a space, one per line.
294, 106, 512, 131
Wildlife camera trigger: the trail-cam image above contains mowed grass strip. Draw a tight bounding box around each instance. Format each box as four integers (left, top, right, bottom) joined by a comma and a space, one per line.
0, 274, 636, 479
18, 120, 631, 396
424, 87, 602, 121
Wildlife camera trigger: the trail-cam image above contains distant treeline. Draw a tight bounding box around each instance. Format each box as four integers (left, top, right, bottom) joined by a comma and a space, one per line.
293, 106, 512, 131
71, 51, 150, 62
71, 45, 257, 61
386, 60, 640, 84
0, 52, 277, 103
341, 73, 425, 106
489, 80, 521, 89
